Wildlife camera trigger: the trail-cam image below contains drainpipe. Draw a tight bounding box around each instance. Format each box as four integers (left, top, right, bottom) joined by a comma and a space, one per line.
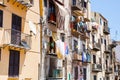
40, 0, 43, 80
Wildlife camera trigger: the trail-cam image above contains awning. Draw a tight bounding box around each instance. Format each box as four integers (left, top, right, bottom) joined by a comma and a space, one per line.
72, 10, 84, 16
84, 18, 90, 22
71, 6, 82, 11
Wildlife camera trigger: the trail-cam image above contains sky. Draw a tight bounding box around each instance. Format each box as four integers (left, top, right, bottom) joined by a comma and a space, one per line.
91, 0, 120, 41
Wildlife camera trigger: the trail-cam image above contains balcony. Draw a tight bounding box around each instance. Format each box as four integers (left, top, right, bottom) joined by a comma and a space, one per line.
46, 51, 57, 58
73, 51, 91, 64
2, 29, 31, 50
104, 45, 111, 53
92, 63, 102, 72
73, 53, 82, 62
92, 42, 100, 51
109, 41, 117, 48
103, 27, 110, 34
106, 67, 113, 74
0, 0, 6, 7
47, 69, 63, 80
92, 26, 97, 31
71, 0, 83, 17
16, 0, 33, 7
91, 22, 98, 31
71, 22, 89, 39
46, 38, 57, 57
71, 0, 82, 11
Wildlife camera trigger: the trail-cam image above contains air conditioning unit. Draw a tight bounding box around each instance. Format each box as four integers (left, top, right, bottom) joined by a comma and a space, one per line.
44, 28, 52, 36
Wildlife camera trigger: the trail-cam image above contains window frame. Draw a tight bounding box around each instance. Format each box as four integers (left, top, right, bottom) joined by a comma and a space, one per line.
0, 10, 3, 27
9, 50, 20, 77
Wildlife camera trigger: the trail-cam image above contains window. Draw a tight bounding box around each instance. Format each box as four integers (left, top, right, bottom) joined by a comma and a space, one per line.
104, 22, 106, 26
48, 0, 56, 22
83, 68, 87, 80
48, 58, 62, 78
72, 0, 76, 5
60, 33, 65, 42
86, 53, 91, 62
11, 14, 22, 45
92, 35, 95, 43
94, 13, 96, 17
106, 60, 108, 68
93, 55, 96, 63
74, 40, 78, 53
0, 10, 3, 27
99, 58, 101, 64
38, 64, 40, 80
83, 1, 87, 8
101, 38, 103, 44
50, 37, 56, 53
81, 0, 87, 8
44, 0, 47, 7
100, 18, 102, 25
114, 65, 117, 72
104, 39, 106, 45
74, 66, 78, 80
83, 44, 86, 52
93, 75, 97, 80
29, 0, 33, 4
9, 50, 20, 77
106, 77, 109, 80
12, 14, 21, 31
49, 58, 57, 77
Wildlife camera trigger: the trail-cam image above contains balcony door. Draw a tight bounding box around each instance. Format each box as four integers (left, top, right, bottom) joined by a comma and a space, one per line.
11, 14, 22, 45
9, 50, 20, 77
83, 68, 87, 80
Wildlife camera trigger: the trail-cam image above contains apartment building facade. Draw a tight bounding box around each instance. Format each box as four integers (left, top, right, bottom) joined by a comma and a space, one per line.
0, 0, 118, 80
70, 0, 91, 80
0, 0, 40, 80
113, 41, 120, 80
39, 0, 92, 80
91, 12, 116, 80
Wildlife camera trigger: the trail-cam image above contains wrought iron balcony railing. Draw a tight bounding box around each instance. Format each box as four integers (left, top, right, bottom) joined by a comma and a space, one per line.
104, 45, 111, 53
106, 67, 113, 74
109, 41, 117, 48
92, 63, 102, 72
17, 0, 33, 7
92, 42, 101, 51
71, 0, 83, 11
3, 29, 31, 50
103, 27, 110, 34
